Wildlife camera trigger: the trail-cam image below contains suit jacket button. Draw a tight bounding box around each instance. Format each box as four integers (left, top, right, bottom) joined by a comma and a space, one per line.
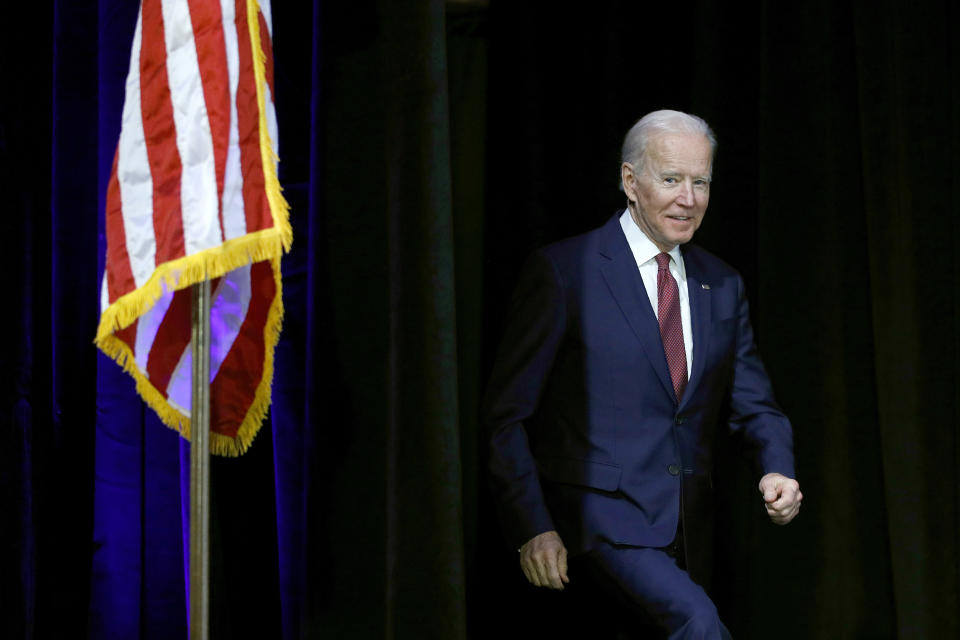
667, 464, 680, 476
675, 415, 686, 425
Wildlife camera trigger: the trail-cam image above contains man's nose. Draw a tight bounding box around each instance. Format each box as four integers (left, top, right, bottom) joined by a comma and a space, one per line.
676, 180, 695, 206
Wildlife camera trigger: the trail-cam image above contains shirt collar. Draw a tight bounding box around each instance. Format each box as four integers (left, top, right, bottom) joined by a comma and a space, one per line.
619, 209, 686, 275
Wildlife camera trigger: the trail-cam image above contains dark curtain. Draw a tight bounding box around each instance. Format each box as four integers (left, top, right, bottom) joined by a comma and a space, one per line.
4, 1, 469, 638
2, 1, 958, 639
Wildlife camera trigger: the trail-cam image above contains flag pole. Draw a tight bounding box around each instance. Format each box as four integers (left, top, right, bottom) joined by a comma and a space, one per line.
190, 279, 211, 640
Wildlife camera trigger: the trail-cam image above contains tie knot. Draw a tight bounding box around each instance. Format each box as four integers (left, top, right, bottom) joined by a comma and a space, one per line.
655, 253, 671, 271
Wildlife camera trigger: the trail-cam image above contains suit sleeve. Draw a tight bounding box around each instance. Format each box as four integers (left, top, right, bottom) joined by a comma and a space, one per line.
727, 274, 796, 479
481, 250, 567, 549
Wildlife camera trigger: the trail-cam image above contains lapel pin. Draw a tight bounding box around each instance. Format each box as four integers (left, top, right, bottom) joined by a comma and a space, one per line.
701, 283, 711, 290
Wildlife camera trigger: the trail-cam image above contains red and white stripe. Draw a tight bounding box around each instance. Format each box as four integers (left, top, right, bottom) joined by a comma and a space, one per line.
100, 0, 281, 445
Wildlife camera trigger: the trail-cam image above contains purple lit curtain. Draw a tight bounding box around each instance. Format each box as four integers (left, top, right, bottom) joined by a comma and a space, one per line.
5, 0, 470, 638
74, 0, 334, 637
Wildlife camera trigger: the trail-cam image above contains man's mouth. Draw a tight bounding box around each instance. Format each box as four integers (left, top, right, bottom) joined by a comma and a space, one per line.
668, 216, 692, 221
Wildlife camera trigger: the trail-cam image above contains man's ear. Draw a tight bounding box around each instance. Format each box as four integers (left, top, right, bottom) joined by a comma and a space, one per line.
621, 162, 638, 204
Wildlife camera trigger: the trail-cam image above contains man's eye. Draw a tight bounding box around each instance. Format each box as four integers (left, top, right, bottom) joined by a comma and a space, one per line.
663, 177, 677, 185
694, 179, 709, 188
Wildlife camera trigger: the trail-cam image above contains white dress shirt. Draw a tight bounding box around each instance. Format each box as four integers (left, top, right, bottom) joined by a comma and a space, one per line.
619, 209, 693, 379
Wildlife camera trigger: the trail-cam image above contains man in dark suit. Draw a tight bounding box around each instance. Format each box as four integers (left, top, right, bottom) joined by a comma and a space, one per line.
482, 110, 802, 638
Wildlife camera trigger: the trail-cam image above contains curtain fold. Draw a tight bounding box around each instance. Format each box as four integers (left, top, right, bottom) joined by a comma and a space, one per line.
852, 1, 960, 635
749, 3, 896, 636
381, 1, 467, 637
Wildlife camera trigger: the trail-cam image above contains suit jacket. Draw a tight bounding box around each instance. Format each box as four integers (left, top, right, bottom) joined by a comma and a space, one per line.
482, 212, 795, 583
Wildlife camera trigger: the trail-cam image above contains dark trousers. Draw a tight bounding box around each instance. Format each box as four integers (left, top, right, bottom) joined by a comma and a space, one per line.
570, 526, 731, 640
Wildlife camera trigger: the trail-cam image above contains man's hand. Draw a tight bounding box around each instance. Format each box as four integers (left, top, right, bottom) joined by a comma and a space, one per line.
759, 472, 803, 525
519, 530, 569, 590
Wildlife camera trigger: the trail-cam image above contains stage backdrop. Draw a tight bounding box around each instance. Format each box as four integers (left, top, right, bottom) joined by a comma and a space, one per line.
3, 1, 959, 639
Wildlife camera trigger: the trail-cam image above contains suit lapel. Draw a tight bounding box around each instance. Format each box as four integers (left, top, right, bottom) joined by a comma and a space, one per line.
681, 247, 712, 408
597, 215, 676, 404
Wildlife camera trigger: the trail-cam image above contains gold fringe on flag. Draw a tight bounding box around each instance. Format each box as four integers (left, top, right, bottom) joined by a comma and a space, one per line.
95, 0, 291, 457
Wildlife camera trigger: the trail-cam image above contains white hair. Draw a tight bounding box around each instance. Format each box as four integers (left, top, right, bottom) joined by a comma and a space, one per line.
620, 109, 717, 187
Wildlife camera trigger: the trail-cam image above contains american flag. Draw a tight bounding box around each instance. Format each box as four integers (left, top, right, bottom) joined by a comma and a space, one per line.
95, 0, 290, 456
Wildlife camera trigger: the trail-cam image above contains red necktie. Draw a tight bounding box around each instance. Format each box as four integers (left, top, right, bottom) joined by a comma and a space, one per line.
656, 253, 687, 402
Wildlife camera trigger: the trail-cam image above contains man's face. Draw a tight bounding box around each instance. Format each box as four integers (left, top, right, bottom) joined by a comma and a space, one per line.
621, 133, 713, 253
